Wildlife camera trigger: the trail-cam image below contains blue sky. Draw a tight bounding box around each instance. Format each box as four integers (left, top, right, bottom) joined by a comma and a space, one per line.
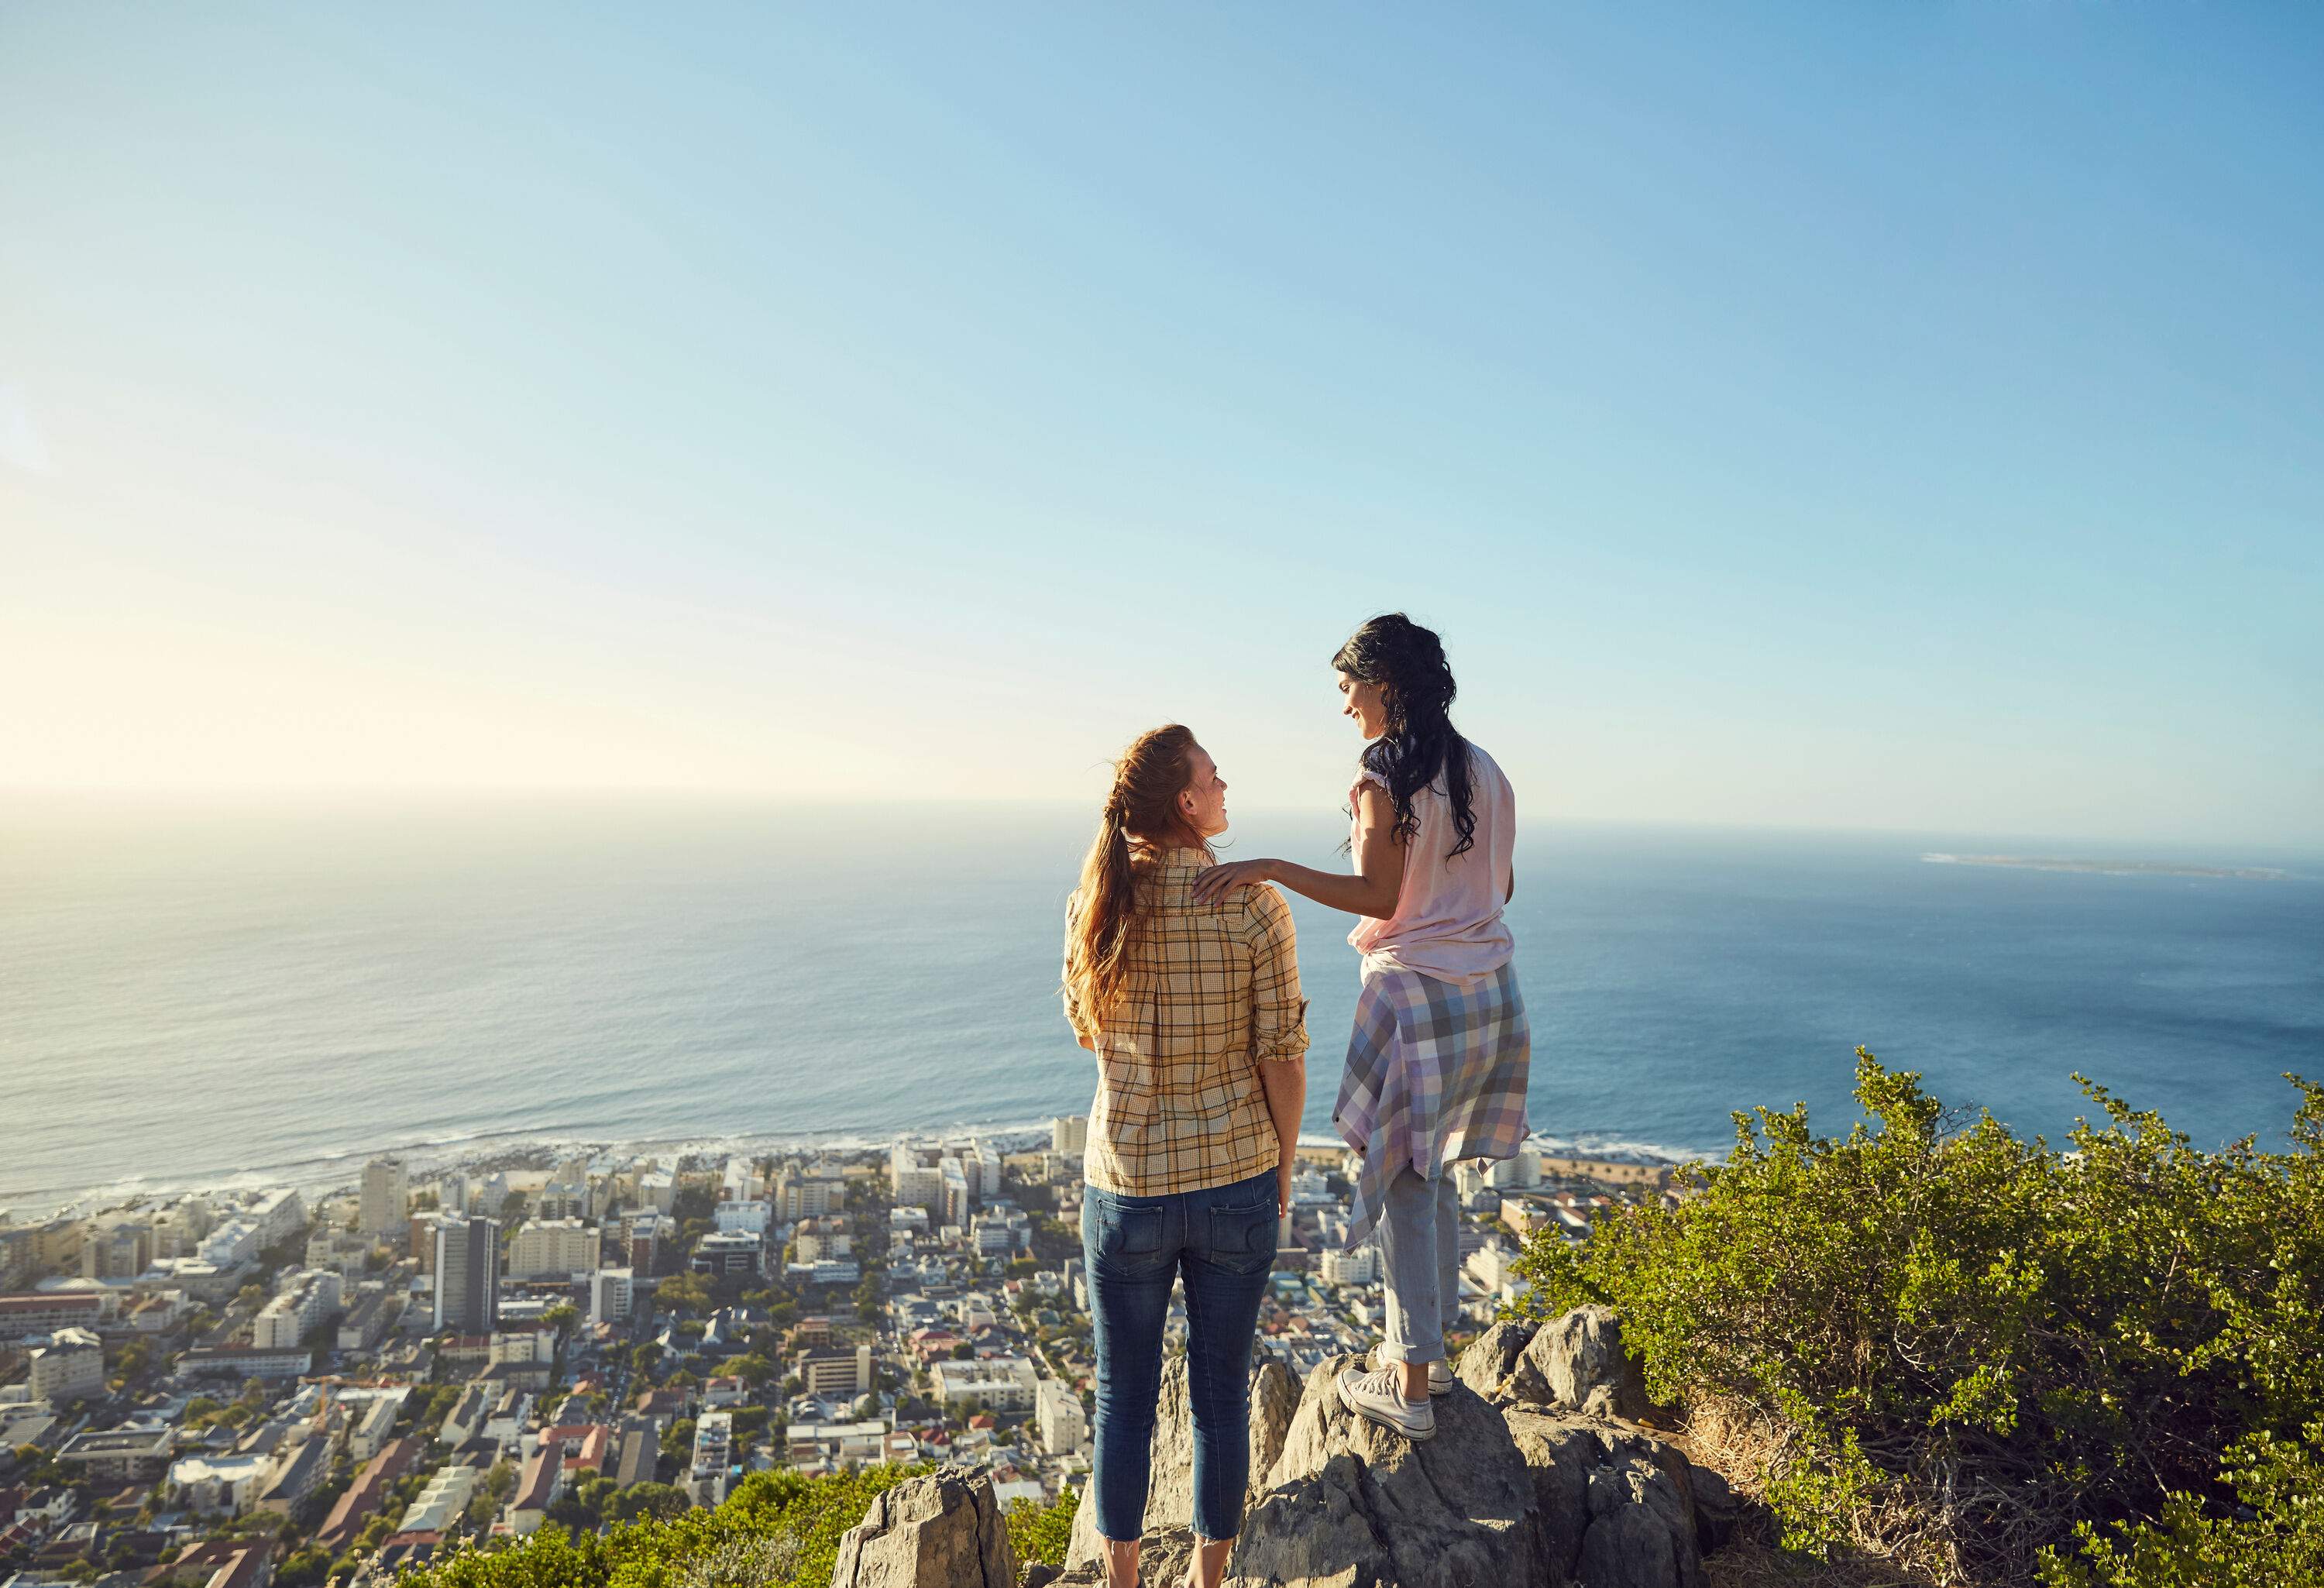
2, 5, 2319, 846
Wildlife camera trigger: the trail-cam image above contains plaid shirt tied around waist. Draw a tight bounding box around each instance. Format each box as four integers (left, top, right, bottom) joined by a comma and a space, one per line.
1335, 959, 1532, 1248
1064, 849, 1310, 1198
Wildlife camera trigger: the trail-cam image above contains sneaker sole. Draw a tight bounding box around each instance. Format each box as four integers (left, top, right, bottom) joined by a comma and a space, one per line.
1350, 1402, 1436, 1441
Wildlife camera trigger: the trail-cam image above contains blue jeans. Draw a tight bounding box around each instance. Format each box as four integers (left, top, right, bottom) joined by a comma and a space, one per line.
1081, 1167, 1277, 1543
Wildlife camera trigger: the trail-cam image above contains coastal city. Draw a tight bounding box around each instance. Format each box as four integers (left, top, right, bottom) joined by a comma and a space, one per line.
0, 1129, 1677, 1588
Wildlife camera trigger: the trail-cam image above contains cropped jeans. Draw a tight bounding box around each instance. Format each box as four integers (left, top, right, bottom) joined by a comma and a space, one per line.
1081, 1167, 1278, 1544
1374, 1165, 1462, 1366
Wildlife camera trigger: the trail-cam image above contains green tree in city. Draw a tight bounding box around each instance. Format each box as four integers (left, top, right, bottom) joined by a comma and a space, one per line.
605, 1483, 689, 1524
1006, 1487, 1079, 1569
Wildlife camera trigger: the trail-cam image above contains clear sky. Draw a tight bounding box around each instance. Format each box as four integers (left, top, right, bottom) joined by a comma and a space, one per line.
3, 5, 2319, 847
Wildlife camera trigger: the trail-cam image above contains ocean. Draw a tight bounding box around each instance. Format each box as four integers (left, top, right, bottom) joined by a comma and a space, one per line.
5, 800, 2319, 1218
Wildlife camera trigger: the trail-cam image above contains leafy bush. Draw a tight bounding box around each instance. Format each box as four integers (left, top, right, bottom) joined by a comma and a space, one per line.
403, 1465, 926, 1588
1006, 1487, 1078, 1567
1512, 1048, 2324, 1585
2038, 1422, 2324, 1588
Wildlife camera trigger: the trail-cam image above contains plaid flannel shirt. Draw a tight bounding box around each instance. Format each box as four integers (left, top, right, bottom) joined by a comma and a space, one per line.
1064, 848, 1309, 1198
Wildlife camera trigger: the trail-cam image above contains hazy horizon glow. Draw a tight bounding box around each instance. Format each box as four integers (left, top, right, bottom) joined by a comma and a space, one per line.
3, 6, 2319, 845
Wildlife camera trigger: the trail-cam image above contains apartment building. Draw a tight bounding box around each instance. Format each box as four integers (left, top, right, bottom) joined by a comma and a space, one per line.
796, 1342, 873, 1398
589, 1267, 634, 1325
687, 1411, 734, 1507
361, 1159, 409, 1238
507, 1218, 598, 1280
0, 1292, 107, 1342
431, 1216, 500, 1335
253, 1270, 343, 1349
1035, 1377, 1088, 1454
689, 1229, 765, 1280
929, 1356, 1040, 1414
26, 1327, 104, 1404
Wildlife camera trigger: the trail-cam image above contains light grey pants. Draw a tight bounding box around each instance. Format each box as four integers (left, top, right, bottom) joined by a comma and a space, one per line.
1373, 1167, 1462, 1364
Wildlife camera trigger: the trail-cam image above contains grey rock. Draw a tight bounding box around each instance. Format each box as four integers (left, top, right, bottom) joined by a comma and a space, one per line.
833, 1466, 1017, 1588
1519, 1306, 1652, 1422
1570, 1427, 1702, 1588
1576, 1504, 1697, 1588
1452, 1319, 1537, 1400
1247, 1358, 1300, 1483
1499, 1408, 1597, 1580
1050, 1311, 1716, 1588
1683, 1466, 1749, 1555
1020, 1567, 1058, 1588
1064, 1353, 1304, 1576
1236, 1354, 1545, 1588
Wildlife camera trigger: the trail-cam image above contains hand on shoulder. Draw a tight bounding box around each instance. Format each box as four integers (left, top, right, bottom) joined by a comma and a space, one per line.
1190, 858, 1277, 906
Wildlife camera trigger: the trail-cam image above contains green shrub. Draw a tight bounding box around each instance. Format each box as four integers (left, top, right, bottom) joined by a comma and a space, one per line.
2038, 1422, 2324, 1588
401, 1464, 927, 1588
1511, 1048, 2324, 1584
1006, 1487, 1078, 1567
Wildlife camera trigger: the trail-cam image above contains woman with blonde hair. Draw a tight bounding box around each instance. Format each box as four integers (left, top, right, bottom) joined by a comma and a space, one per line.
1064, 724, 1308, 1588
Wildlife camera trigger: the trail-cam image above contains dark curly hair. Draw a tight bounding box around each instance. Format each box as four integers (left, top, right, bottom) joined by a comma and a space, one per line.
1334, 613, 1476, 859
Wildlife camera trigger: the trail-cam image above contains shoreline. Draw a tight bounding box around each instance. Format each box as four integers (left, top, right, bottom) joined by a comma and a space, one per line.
0, 1116, 1717, 1224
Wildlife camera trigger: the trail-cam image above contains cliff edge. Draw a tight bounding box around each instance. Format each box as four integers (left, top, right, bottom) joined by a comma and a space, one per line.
837, 1306, 1751, 1588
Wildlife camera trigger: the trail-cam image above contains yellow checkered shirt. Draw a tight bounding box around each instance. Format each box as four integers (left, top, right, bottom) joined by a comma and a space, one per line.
1063, 848, 1310, 1198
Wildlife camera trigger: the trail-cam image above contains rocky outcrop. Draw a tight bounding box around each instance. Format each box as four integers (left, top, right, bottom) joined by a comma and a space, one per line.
1459, 1305, 1653, 1423
1063, 1353, 1303, 1576
889, 1309, 1723, 1588
834, 1466, 1019, 1588
1228, 1328, 1703, 1588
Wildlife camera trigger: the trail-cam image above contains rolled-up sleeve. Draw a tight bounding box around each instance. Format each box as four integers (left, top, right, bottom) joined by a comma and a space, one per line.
1061, 893, 1094, 1047
1245, 885, 1309, 1062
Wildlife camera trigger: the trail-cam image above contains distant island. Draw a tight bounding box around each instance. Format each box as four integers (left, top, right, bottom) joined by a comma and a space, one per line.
1922, 852, 2295, 881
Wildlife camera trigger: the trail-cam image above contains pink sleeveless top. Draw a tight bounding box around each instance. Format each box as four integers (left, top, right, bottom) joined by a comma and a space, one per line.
1346, 741, 1516, 984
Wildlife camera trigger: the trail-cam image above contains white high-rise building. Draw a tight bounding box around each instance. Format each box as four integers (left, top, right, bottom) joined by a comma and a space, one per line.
1036, 1376, 1088, 1453
589, 1267, 634, 1325
360, 1159, 409, 1238
1050, 1116, 1088, 1156
1485, 1151, 1542, 1191
688, 1411, 734, 1508
774, 1167, 841, 1220
939, 1159, 971, 1228
713, 1201, 770, 1236
27, 1327, 105, 1405
720, 1158, 758, 1203
253, 1270, 344, 1349
890, 1144, 944, 1215
507, 1219, 599, 1280
431, 1216, 500, 1335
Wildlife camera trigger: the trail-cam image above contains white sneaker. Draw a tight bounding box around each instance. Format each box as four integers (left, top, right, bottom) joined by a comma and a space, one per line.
1337, 1363, 1436, 1441
1367, 1347, 1453, 1397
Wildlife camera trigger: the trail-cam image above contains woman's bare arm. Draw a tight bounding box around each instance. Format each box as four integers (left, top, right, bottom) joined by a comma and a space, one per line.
1191, 783, 1406, 919
1257, 1056, 1307, 1215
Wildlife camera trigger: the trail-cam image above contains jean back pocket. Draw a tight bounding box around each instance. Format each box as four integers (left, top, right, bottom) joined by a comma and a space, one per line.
1094, 1200, 1164, 1260
1204, 1199, 1280, 1274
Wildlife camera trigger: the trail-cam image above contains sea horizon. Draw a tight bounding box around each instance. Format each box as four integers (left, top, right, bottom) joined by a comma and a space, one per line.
8, 800, 2320, 1222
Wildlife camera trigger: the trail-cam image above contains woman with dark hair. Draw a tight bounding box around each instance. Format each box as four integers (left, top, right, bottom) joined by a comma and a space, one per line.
1063, 724, 1309, 1588
1195, 614, 1528, 1442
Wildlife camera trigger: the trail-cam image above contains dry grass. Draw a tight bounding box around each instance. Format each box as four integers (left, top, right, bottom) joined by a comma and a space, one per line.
1680, 1394, 1975, 1588
1703, 1538, 1944, 1588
